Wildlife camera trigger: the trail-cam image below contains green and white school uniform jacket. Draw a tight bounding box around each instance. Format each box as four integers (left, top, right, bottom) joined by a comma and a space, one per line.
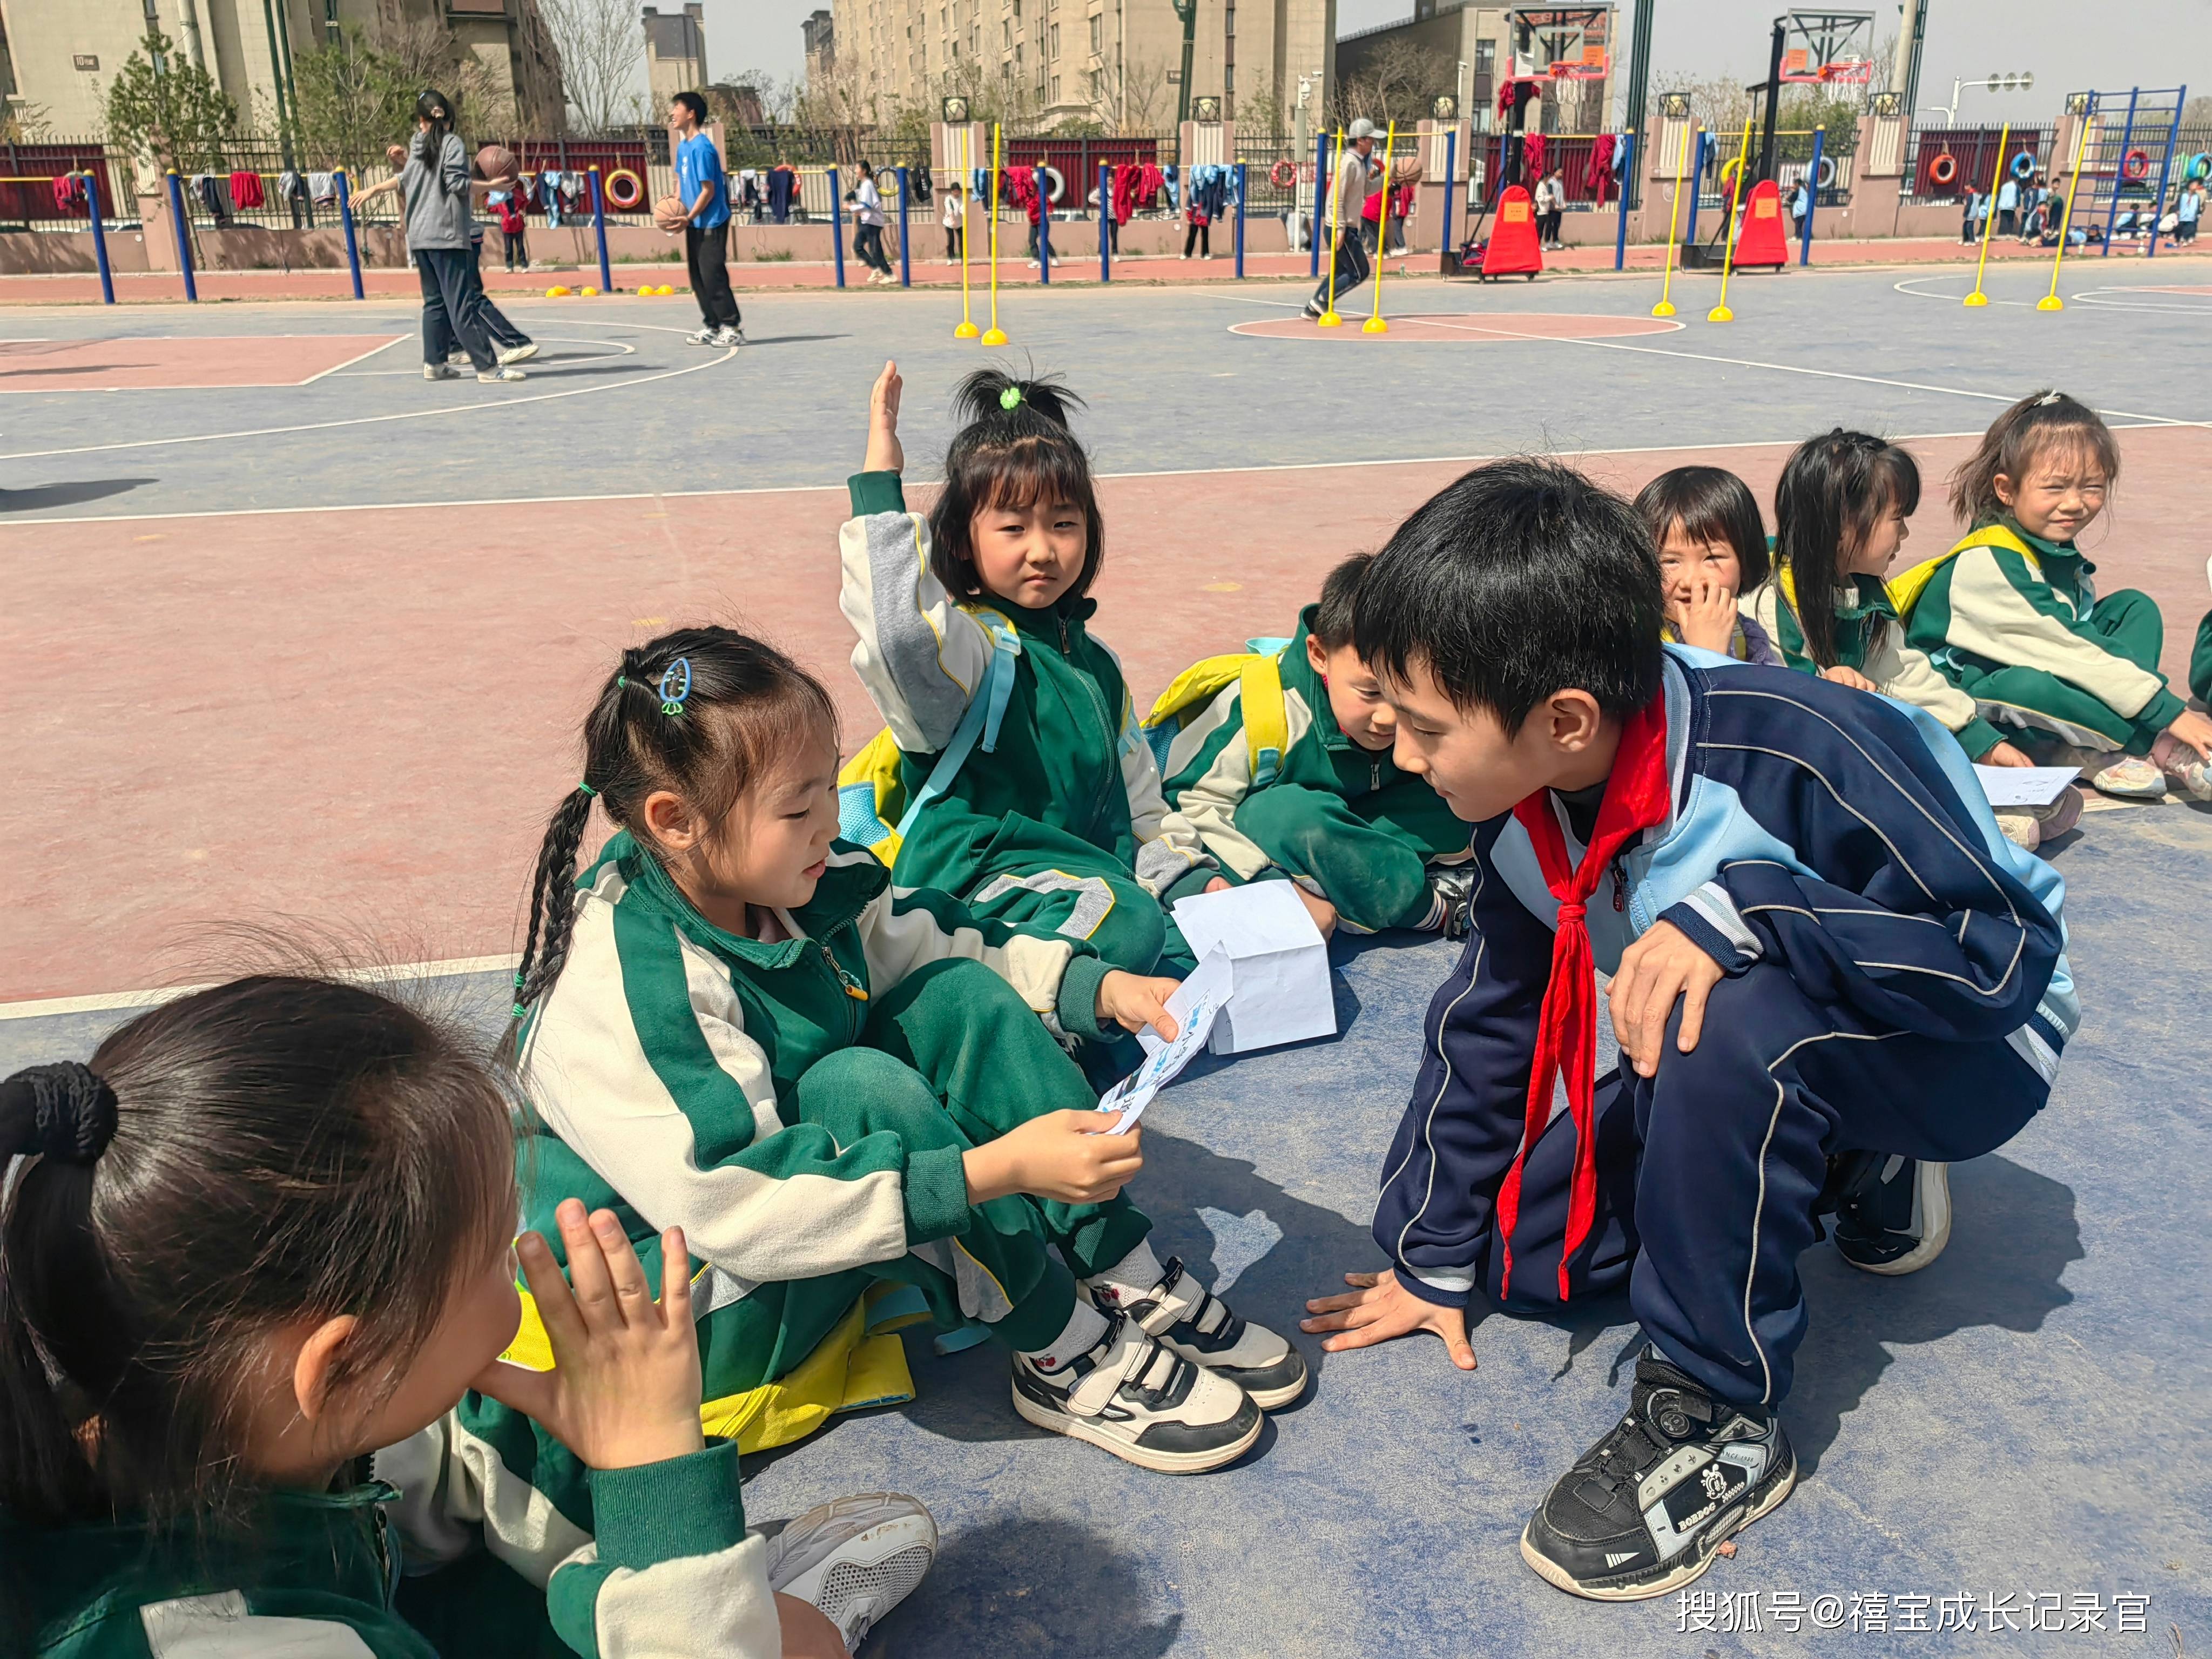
3, 1432, 775, 1657
1743, 562, 2007, 760
511, 835, 1113, 1432
836, 471, 1213, 901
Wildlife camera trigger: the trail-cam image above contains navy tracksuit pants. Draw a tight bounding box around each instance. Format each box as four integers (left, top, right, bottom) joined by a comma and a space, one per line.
1466, 962, 2048, 1411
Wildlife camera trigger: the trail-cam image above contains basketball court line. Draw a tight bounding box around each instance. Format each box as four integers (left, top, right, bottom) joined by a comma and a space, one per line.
335, 336, 635, 376
0, 333, 408, 394
1896, 274, 2212, 314
300, 335, 408, 382
1, 427, 2013, 527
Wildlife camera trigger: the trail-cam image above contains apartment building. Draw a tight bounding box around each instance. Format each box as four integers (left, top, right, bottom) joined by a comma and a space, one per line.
1334, 1, 1612, 132
643, 3, 707, 108
829, 0, 1335, 131
0, 0, 563, 137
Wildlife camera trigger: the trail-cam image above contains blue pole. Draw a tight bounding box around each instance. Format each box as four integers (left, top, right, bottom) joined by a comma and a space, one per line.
335, 170, 365, 299
2101, 87, 2140, 256
1036, 165, 1050, 283
1441, 129, 1458, 257
165, 171, 198, 302
1310, 131, 1330, 278
82, 170, 114, 304
1614, 132, 1636, 271
1232, 162, 1246, 276
1684, 130, 1707, 251
2146, 84, 2186, 258
829, 166, 846, 288
588, 167, 612, 289
895, 164, 912, 285
1099, 163, 1112, 280
1799, 129, 1824, 267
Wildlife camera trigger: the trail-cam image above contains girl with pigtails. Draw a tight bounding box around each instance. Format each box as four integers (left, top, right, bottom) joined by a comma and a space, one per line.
505, 627, 1304, 1478
836, 363, 1218, 979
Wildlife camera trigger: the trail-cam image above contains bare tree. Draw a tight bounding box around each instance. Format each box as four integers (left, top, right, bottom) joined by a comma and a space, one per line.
373, 15, 517, 132
1112, 54, 1172, 134
542, 0, 647, 134
1330, 37, 1453, 129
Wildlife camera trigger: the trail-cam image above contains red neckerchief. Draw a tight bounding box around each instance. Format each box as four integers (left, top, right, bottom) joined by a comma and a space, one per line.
1497, 691, 1672, 1300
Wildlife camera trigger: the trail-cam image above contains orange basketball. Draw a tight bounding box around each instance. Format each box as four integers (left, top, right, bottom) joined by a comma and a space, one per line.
474, 144, 520, 183
1390, 156, 1425, 187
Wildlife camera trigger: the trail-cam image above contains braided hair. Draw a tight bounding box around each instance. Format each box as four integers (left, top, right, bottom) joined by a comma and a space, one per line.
509, 627, 837, 1041
0, 979, 513, 1536
1773, 429, 1921, 670
925, 367, 1104, 604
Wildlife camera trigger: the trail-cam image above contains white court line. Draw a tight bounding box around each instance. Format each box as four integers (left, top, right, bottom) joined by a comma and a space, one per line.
0, 338, 736, 460
2067, 287, 2212, 315
0, 953, 523, 1023
0, 333, 412, 395
2, 427, 2033, 528
299, 335, 408, 382
337, 336, 636, 376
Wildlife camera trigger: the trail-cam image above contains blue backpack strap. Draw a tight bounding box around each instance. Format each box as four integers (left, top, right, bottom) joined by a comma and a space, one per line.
895, 613, 1019, 840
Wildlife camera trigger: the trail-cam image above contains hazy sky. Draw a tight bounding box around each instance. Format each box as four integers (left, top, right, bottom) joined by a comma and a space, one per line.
687, 0, 2203, 121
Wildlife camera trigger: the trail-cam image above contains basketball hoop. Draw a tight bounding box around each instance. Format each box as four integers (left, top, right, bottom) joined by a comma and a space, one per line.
1775, 10, 1877, 89
1814, 59, 1873, 84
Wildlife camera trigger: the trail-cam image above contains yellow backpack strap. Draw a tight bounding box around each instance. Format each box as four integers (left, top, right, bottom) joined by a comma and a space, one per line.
1886, 524, 2040, 622
1238, 653, 1288, 785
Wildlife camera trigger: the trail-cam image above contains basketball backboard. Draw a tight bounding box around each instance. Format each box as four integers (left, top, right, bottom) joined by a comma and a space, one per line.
1507, 7, 1613, 81
1776, 9, 1876, 85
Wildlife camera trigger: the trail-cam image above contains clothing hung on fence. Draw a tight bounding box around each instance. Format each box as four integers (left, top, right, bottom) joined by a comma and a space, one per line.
767, 166, 798, 222
909, 164, 932, 203
1583, 134, 1616, 204
276, 170, 305, 206
229, 170, 266, 210
1520, 133, 1547, 185
1187, 163, 1231, 224
49, 173, 85, 212
307, 171, 338, 204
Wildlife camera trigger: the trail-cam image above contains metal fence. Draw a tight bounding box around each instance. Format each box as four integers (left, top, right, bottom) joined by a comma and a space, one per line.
0, 139, 132, 230
1898, 123, 2059, 205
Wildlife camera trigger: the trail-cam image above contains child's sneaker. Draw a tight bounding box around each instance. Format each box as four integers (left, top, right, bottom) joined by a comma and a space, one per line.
476, 365, 527, 383
1011, 1310, 1262, 1473
495, 340, 539, 365
422, 361, 460, 380
1992, 808, 2041, 852
1092, 1256, 1309, 1408
1520, 1349, 1796, 1601
761, 1491, 937, 1651
1426, 865, 1477, 939
1833, 1156, 1951, 1274
2150, 731, 2212, 801
2084, 753, 2166, 799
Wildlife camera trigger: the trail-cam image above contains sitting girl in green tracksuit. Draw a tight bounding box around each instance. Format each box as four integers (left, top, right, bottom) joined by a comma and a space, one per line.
836, 363, 1214, 976
1150, 552, 1473, 939
509, 628, 1304, 1483
1899, 390, 2212, 802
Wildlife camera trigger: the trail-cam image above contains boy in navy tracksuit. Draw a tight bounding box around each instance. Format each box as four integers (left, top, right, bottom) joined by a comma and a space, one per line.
1301, 460, 2075, 1602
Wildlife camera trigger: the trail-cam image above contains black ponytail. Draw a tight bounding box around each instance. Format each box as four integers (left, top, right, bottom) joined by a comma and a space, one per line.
508, 628, 837, 1044
1773, 429, 1920, 670
0, 979, 514, 1537
414, 88, 457, 194
927, 368, 1103, 604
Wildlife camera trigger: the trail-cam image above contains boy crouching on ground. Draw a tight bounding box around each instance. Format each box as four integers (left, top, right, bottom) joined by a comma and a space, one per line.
1301, 459, 2076, 1600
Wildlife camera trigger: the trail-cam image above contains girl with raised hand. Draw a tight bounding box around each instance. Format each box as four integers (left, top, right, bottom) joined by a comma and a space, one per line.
837, 363, 1216, 980
0, 976, 930, 1658
508, 628, 1300, 1477
1631, 464, 1783, 665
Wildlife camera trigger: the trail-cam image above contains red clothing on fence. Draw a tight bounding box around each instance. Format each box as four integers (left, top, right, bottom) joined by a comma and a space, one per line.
1583, 135, 1616, 204
1522, 132, 1547, 182
229, 170, 266, 210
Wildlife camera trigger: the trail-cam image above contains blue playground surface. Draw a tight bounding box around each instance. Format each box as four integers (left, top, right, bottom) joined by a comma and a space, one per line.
4, 255, 2209, 1655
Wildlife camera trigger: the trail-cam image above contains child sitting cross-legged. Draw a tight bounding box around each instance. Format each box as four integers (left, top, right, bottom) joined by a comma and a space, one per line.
1631, 465, 1783, 665
0, 976, 933, 1658
1149, 551, 1476, 939
1300, 459, 2076, 1602
1899, 389, 2212, 802
508, 628, 1303, 1482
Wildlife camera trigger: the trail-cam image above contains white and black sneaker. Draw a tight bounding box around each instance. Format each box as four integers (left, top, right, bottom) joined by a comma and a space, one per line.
1011, 1310, 1261, 1473
1833, 1156, 1951, 1274
686, 326, 723, 345
1093, 1256, 1308, 1409
761, 1491, 936, 1651
1426, 865, 1477, 940
1521, 1350, 1796, 1601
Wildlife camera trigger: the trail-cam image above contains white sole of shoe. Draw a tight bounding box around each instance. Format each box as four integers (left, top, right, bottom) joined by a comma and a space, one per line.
1154, 1339, 1308, 1410
1519, 1459, 1798, 1601
1845, 1160, 1952, 1276
498, 342, 539, 365
1010, 1378, 1260, 1473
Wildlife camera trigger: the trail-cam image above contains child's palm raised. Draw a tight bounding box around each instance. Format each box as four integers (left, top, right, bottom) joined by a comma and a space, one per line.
865, 360, 905, 474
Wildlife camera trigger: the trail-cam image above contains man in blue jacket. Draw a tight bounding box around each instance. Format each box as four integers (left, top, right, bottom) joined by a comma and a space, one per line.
1301, 458, 2074, 1601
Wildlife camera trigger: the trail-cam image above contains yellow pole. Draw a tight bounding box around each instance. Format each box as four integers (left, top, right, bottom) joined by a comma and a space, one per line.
1706, 111, 1755, 323
1653, 126, 1691, 318
2039, 111, 2092, 313
1963, 122, 2010, 307
954, 181, 979, 337
1363, 121, 1396, 334
982, 124, 1008, 345
1318, 126, 1346, 326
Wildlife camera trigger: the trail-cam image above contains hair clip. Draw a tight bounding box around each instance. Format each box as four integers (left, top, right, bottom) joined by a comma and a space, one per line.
658, 657, 692, 716
2036, 390, 2063, 406
999, 385, 1022, 411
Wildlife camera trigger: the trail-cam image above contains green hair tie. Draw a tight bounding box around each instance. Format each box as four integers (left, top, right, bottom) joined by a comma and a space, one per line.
999, 385, 1022, 411
577, 781, 597, 798
512, 972, 524, 990
509, 1002, 528, 1019
616, 676, 628, 688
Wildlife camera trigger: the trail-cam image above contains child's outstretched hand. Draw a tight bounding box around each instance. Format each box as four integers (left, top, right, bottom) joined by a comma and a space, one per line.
473, 1199, 705, 1471
1301, 1268, 1477, 1371
1673, 576, 1740, 656
2164, 707, 2212, 764
1097, 969, 1181, 1042
1979, 739, 2035, 768
1818, 664, 1878, 694
864, 360, 905, 474
966, 1112, 1143, 1205
1608, 919, 1726, 1078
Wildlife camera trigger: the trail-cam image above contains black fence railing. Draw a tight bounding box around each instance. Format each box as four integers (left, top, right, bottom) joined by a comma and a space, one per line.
0, 139, 133, 231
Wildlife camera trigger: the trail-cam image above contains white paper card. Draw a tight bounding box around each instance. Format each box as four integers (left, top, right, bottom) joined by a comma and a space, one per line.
1169, 880, 1337, 1055
1097, 948, 1233, 1131
1974, 764, 2080, 808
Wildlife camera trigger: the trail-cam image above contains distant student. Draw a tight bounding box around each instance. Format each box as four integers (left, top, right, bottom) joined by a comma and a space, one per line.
942, 179, 967, 261
670, 90, 743, 348
1301, 458, 2075, 1602
838, 363, 1216, 976
0, 977, 934, 1657
1631, 465, 1783, 665
1152, 551, 1475, 939
511, 628, 1301, 1480
1901, 390, 2212, 802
